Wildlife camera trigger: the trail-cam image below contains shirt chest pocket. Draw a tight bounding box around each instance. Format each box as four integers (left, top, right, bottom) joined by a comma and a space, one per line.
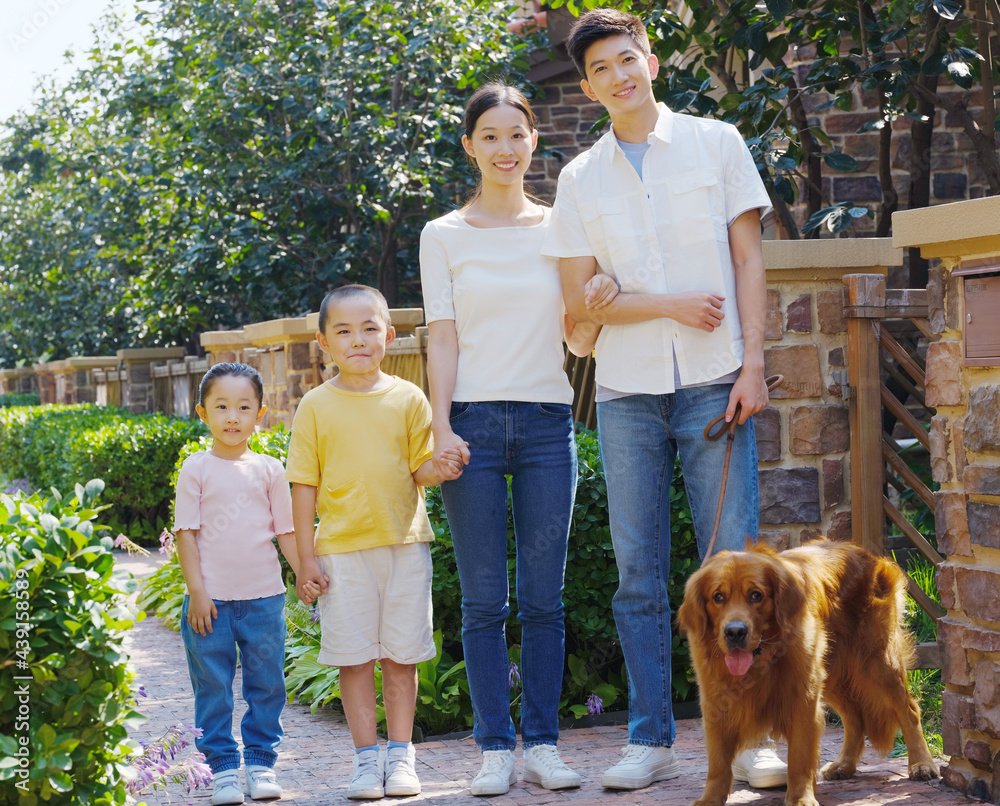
324, 476, 376, 535
662, 171, 724, 247
578, 197, 640, 279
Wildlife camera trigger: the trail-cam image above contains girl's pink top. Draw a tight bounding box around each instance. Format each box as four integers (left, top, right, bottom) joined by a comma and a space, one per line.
173, 450, 294, 601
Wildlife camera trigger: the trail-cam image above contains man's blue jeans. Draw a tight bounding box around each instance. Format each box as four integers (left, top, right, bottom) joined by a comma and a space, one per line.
181, 592, 287, 773
597, 385, 759, 748
442, 401, 577, 751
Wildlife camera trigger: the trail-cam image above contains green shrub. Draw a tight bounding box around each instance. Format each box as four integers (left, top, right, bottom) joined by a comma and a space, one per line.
0, 405, 206, 540
0, 392, 40, 408
0, 480, 142, 804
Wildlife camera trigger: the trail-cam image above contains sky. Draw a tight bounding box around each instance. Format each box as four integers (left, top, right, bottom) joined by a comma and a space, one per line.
0, 0, 119, 121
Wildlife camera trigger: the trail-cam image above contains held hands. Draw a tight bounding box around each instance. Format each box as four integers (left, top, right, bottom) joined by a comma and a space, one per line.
584, 273, 619, 310
726, 366, 769, 424
432, 428, 470, 481
437, 446, 467, 481
187, 590, 217, 637
296, 557, 329, 605
670, 292, 725, 332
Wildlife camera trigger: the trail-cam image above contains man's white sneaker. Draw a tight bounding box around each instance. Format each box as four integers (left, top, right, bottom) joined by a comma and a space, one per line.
384, 745, 421, 797
470, 749, 516, 796
523, 745, 581, 790
732, 740, 788, 788
601, 744, 681, 790
347, 749, 384, 799
212, 769, 244, 805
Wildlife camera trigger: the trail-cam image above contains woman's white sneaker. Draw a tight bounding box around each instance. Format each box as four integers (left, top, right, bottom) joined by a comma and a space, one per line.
470, 749, 516, 796
523, 745, 581, 790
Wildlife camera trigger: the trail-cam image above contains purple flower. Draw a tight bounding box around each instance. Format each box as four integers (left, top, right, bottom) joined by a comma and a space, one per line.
137, 685, 147, 698
2, 478, 30, 496
508, 661, 521, 690
159, 529, 176, 555
309, 606, 320, 624
586, 693, 604, 716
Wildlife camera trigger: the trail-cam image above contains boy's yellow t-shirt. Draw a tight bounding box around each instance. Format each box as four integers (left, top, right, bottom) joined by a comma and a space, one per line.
285, 377, 435, 555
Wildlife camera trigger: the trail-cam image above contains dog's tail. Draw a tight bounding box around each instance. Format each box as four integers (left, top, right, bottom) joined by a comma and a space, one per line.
859, 557, 919, 754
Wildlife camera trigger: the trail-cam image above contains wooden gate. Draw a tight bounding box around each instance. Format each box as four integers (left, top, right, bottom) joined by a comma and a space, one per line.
843, 274, 944, 669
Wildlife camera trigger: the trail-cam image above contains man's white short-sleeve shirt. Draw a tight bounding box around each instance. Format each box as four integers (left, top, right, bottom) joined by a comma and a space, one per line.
543, 103, 771, 395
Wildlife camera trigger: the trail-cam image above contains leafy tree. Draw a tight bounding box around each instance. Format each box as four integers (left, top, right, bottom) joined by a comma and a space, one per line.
0, 0, 528, 367
552, 0, 998, 281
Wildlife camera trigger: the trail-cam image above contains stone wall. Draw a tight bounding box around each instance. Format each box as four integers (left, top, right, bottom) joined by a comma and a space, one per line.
0, 368, 38, 396
895, 195, 1000, 801
758, 239, 900, 547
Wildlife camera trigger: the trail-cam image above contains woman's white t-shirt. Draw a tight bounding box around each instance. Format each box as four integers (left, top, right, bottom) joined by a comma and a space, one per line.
419, 208, 574, 405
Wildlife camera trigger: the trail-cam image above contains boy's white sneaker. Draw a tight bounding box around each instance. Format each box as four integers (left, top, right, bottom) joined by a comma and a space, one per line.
243, 764, 282, 799
470, 749, 516, 796
523, 744, 581, 790
732, 739, 787, 788
347, 749, 384, 799
384, 745, 421, 796
211, 769, 244, 805
601, 744, 681, 789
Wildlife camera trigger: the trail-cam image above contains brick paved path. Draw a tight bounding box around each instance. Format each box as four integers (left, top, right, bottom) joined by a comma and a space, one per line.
119, 553, 970, 806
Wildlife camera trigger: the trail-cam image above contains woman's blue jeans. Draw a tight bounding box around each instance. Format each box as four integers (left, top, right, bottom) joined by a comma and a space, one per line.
442, 401, 577, 751
596, 385, 759, 748
181, 593, 287, 773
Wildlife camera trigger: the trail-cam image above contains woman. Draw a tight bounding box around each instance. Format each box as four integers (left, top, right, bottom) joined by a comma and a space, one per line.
419, 83, 615, 796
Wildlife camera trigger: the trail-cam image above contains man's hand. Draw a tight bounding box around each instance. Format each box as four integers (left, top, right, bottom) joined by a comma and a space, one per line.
668, 292, 725, 332
187, 590, 217, 637
726, 366, 769, 424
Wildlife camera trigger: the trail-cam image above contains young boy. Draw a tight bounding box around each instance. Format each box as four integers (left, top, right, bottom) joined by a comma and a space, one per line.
286, 284, 462, 799
542, 8, 782, 793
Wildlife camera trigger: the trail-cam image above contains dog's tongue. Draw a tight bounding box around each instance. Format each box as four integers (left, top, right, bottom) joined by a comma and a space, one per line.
725, 649, 754, 676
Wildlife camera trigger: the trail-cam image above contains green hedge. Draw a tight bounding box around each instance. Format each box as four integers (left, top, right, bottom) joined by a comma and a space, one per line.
141, 425, 702, 736
0, 405, 207, 539
0, 392, 40, 408
0, 480, 141, 804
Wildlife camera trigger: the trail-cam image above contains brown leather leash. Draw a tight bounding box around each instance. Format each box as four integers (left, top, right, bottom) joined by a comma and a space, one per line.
702, 374, 784, 561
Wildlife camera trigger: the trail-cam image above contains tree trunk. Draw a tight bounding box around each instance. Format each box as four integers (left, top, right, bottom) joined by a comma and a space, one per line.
907, 70, 938, 288
875, 95, 897, 238
377, 241, 399, 307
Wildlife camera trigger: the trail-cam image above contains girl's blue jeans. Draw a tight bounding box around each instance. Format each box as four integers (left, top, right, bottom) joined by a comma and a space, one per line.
442, 400, 577, 751
596, 384, 759, 749
181, 592, 287, 773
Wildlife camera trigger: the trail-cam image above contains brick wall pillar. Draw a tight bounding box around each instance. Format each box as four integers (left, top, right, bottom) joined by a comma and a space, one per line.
117, 348, 186, 412
243, 317, 316, 430
759, 239, 901, 547
895, 196, 1000, 801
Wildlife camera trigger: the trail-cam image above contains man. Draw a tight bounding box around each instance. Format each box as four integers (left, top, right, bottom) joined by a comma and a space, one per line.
542, 7, 785, 793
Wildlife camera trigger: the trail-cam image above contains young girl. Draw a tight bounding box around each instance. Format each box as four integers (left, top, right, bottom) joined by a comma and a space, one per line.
175, 362, 317, 804
419, 83, 617, 796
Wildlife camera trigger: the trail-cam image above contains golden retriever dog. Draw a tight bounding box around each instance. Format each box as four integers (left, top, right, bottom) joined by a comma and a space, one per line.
676, 539, 938, 806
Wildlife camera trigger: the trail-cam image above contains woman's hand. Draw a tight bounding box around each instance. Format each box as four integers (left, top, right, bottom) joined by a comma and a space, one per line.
584, 273, 619, 310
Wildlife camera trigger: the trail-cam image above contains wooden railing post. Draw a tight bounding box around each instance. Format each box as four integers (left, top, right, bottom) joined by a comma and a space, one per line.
844, 274, 886, 554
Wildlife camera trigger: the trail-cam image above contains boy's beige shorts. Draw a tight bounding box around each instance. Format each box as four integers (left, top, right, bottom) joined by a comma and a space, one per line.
316, 541, 435, 667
